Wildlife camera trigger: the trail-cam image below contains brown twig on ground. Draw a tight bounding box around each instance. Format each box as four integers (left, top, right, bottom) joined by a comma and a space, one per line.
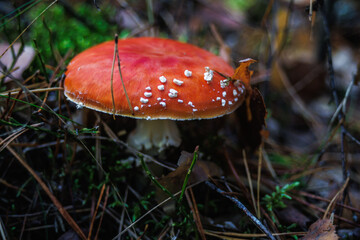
291, 194, 360, 227
94, 186, 110, 240
4, 140, 87, 240
242, 149, 258, 216
88, 184, 106, 240
185, 187, 206, 240
296, 190, 360, 214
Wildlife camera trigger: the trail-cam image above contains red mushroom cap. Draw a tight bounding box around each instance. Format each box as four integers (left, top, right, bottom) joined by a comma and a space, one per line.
64, 37, 246, 120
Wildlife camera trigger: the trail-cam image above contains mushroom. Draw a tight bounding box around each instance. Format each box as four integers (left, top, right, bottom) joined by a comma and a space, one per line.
64, 37, 248, 151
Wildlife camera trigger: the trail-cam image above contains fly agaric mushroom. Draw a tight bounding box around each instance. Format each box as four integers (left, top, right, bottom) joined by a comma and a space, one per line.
64, 37, 250, 151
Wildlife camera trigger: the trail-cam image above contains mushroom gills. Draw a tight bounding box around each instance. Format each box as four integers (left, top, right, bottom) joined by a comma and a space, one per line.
127, 119, 181, 151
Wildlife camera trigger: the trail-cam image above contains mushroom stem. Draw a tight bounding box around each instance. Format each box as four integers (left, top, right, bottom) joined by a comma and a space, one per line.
127, 119, 181, 151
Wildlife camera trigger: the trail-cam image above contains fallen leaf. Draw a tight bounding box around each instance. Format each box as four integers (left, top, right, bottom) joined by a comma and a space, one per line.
155, 151, 223, 207
158, 151, 223, 194
300, 219, 339, 240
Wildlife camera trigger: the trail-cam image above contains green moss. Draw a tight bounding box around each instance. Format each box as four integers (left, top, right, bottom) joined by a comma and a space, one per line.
27, 3, 119, 63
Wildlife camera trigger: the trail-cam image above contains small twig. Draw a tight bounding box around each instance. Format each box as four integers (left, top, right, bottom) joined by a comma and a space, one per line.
296, 190, 360, 214
204, 229, 306, 238
344, 129, 360, 146
88, 184, 106, 240
115, 35, 134, 115
0, 87, 64, 96
205, 181, 276, 240
323, 177, 350, 219
110, 35, 117, 119
318, 0, 349, 182
185, 188, 206, 240
242, 150, 258, 216
257, 145, 263, 219
224, 149, 251, 203
94, 186, 110, 240
291, 194, 360, 227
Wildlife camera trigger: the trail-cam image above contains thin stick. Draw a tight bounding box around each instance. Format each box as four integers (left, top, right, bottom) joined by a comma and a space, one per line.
323, 177, 350, 219
115, 35, 134, 115
88, 184, 106, 240
186, 188, 206, 240
205, 181, 276, 240
0, 87, 64, 96
242, 150, 258, 216
256, 145, 263, 219
94, 186, 110, 240
204, 229, 306, 238
110, 35, 117, 119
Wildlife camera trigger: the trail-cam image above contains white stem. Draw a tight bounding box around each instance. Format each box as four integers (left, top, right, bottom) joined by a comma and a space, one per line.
127, 119, 181, 151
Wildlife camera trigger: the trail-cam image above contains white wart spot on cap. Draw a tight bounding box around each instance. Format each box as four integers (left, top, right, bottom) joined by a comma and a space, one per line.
233, 89, 238, 96
222, 91, 227, 97
157, 85, 165, 91
134, 106, 139, 111
204, 66, 214, 83
178, 99, 183, 103
145, 86, 151, 91
159, 76, 167, 83
216, 97, 221, 101
188, 101, 195, 107
234, 97, 238, 102
159, 102, 166, 107
228, 101, 233, 105
76, 102, 84, 109
157, 97, 162, 101
173, 78, 184, 86
184, 70, 192, 77
220, 80, 226, 89
221, 99, 226, 106
193, 109, 198, 112
168, 89, 178, 98
140, 97, 149, 104
144, 92, 152, 97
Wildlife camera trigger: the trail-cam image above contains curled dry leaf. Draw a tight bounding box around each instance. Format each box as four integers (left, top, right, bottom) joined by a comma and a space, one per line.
300, 219, 339, 240
232, 58, 257, 88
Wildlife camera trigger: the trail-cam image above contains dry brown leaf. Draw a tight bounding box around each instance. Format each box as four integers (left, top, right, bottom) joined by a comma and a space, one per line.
300, 219, 339, 240
232, 58, 257, 88
155, 151, 223, 206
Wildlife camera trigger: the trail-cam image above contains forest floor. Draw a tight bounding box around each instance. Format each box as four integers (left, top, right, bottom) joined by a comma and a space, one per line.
1, 0, 360, 239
